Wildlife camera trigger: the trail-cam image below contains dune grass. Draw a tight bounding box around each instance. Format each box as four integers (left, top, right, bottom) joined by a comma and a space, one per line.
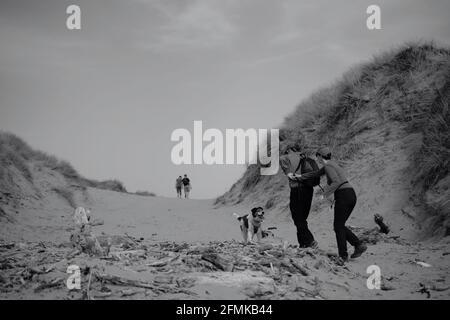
0, 132, 128, 195
52, 187, 77, 209
135, 190, 157, 197
217, 42, 450, 236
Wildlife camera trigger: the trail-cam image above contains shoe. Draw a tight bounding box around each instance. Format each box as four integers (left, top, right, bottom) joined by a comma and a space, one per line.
351, 243, 367, 259
335, 256, 348, 266
299, 240, 318, 249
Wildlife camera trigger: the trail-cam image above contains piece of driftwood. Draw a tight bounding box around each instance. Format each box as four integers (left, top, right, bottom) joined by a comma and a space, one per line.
146, 254, 179, 267
95, 273, 160, 291
89, 219, 104, 226
34, 277, 63, 292
86, 270, 93, 300
110, 249, 146, 260
0, 243, 15, 249
289, 258, 309, 276
120, 289, 139, 297
430, 284, 450, 292
95, 273, 194, 296
374, 214, 390, 234
201, 252, 234, 271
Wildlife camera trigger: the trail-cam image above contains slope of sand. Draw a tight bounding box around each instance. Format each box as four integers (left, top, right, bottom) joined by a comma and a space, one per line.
0, 187, 449, 300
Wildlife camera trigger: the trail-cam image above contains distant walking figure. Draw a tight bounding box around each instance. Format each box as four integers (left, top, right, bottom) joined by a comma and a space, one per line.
175, 176, 183, 198
299, 147, 367, 262
182, 174, 192, 199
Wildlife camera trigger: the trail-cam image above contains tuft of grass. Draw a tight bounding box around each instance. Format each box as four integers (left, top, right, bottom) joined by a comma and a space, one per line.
265, 196, 276, 209
413, 80, 450, 188
135, 190, 156, 197
87, 179, 127, 193
52, 187, 77, 208
0, 133, 33, 182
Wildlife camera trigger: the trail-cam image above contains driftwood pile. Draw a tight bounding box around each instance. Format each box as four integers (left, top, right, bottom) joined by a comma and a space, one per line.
2, 213, 445, 299
0, 234, 352, 299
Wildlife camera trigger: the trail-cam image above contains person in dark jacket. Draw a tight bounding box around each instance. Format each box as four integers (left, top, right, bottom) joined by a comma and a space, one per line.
175, 176, 183, 198
182, 174, 191, 199
298, 147, 367, 262
280, 142, 320, 249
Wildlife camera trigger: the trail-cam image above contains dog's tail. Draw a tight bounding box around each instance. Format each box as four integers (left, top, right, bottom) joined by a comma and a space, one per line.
232, 212, 241, 220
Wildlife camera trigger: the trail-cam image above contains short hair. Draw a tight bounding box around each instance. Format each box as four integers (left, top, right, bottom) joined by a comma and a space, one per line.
284, 141, 302, 154
316, 147, 332, 160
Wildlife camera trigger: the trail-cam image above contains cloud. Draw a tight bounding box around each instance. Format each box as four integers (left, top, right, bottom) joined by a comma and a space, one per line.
246, 46, 320, 67
148, 0, 239, 50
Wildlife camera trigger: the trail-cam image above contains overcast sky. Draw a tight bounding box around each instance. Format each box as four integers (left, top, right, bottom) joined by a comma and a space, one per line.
1, 0, 449, 198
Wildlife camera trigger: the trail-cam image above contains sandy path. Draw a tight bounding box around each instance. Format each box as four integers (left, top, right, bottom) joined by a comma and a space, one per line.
88, 189, 247, 243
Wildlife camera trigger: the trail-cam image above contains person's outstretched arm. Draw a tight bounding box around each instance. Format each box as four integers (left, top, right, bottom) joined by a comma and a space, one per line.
296, 166, 325, 181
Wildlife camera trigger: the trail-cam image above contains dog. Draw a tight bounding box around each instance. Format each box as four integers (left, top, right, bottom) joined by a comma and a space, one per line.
233, 207, 265, 244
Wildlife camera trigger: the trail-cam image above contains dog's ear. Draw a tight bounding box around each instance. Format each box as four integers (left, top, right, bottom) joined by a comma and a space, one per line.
251, 207, 259, 215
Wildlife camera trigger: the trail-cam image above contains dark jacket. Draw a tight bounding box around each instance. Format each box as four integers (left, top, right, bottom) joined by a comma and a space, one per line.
280, 152, 318, 188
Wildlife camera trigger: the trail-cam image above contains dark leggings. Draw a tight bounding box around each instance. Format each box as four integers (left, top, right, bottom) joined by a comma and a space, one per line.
290, 186, 315, 247
334, 188, 360, 258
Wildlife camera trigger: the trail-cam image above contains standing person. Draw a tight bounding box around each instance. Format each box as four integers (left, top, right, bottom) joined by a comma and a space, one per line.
182, 174, 191, 199
280, 142, 320, 249
298, 147, 367, 262
175, 176, 183, 198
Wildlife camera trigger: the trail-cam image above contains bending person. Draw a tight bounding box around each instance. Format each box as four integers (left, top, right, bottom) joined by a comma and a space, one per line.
298, 147, 367, 262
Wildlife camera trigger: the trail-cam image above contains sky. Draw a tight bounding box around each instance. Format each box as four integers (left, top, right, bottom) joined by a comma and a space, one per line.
1, 0, 449, 198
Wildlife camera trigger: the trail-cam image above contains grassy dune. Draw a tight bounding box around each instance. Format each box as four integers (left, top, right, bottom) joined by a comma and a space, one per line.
0, 132, 127, 216
217, 42, 450, 238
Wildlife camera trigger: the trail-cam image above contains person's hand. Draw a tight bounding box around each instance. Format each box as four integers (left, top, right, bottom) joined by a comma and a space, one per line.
287, 173, 295, 180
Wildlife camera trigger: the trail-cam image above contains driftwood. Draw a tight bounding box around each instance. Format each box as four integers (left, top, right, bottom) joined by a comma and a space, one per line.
374, 214, 390, 234
34, 277, 63, 292
289, 258, 310, 276
86, 270, 93, 300
110, 249, 146, 260
95, 273, 159, 290
89, 219, 104, 227
201, 252, 234, 271
146, 254, 179, 267
95, 273, 195, 296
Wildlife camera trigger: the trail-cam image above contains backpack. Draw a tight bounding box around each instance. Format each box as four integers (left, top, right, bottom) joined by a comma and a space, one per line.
294, 156, 320, 187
